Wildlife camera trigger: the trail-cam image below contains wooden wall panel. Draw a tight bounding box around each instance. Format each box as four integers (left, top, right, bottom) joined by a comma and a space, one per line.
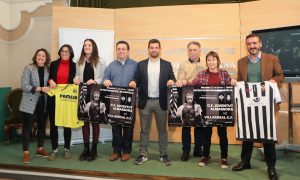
51, 6, 114, 59
114, 4, 241, 144
115, 4, 240, 39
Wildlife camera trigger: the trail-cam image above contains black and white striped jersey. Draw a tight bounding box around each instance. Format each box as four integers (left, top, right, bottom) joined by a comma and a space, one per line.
235, 81, 281, 142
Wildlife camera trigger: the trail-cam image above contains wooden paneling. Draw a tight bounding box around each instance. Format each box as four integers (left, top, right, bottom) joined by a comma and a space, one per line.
114, 4, 241, 144
115, 4, 240, 39
51, 6, 114, 59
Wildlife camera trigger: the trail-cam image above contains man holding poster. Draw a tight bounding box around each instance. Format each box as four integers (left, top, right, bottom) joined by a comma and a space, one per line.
102, 41, 137, 162
134, 39, 176, 166
175, 41, 205, 161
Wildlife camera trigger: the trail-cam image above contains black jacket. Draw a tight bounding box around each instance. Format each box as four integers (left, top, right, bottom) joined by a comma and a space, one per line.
49, 59, 76, 84
136, 58, 176, 111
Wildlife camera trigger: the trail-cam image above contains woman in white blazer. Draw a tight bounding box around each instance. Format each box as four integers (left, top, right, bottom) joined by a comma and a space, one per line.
74, 39, 106, 162
19, 48, 51, 164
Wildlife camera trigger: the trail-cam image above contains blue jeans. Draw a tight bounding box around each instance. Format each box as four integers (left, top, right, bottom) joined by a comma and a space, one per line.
112, 125, 133, 154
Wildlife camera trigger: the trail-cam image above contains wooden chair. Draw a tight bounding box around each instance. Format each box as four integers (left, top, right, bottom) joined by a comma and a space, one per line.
4, 88, 23, 144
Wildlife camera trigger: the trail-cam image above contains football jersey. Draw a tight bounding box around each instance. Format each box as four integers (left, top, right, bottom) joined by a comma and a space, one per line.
235, 81, 281, 142
47, 84, 84, 128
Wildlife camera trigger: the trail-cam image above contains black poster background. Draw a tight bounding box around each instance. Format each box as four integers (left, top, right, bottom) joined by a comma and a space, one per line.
168, 85, 234, 127
78, 84, 136, 127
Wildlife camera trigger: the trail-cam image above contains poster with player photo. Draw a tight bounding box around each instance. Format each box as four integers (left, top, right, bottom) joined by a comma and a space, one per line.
168, 86, 203, 127
168, 85, 234, 127
100, 86, 136, 127
78, 83, 107, 124
78, 84, 136, 127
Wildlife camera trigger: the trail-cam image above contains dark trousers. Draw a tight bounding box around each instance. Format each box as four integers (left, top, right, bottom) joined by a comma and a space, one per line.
48, 97, 71, 150
241, 141, 276, 168
202, 126, 228, 159
22, 96, 47, 151
82, 121, 100, 144
182, 126, 204, 154
112, 125, 133, 154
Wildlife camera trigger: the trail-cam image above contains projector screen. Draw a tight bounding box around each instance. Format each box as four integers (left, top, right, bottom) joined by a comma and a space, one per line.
59, 27, 115, 66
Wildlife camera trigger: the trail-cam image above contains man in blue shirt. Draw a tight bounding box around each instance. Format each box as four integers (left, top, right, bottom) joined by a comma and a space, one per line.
102, 40, 137, 162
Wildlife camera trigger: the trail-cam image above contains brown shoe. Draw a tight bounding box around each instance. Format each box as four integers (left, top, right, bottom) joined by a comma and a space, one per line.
36, 148, 49, 157
109, 153, 120, 161
22, 152, 30, 164
121, 153, 130, 162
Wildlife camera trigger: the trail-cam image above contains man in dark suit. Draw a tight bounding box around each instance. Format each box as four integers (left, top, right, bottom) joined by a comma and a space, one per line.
232, 34, 284, 180
134, 39, 176, 166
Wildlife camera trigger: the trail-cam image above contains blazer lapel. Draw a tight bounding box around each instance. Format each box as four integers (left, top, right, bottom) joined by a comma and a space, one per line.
260, 53, 267, 81
144, 59, 149, 83
44, 67, 49, 86
33, 66, 40, 86
241, 58, 248, 81
159, 60, 164, 83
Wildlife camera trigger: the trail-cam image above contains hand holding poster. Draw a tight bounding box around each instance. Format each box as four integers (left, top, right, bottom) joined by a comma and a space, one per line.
168, 85, 234, 127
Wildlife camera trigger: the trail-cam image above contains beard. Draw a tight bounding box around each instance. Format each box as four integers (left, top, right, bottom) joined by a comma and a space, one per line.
149, 51, 159, 58
248, 48, 260, 56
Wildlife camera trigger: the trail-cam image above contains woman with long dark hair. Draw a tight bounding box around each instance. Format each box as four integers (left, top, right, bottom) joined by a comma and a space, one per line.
74, 39, 106, 161
19, 48, 51, 164
191, 51, 232, 169
48, 44, 76, 160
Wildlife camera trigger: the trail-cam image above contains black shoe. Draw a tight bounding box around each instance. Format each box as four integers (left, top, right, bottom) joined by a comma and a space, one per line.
181, 152, 190, 161
268, 168, 278, 180
87, 143, 98, 162
79, 143, 90, 161
232, 162, 251, 171
193, 151, 202, 157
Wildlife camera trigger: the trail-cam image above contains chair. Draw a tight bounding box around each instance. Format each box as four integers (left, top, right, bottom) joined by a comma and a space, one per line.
4, 88, 39, 144
4, 88, 23, 144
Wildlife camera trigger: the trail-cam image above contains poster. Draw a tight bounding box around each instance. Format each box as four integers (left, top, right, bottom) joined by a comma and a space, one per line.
168, 85, 234, 127
78, 84, 136, 127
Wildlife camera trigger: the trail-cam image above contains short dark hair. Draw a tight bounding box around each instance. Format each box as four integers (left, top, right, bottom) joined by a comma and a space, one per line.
187, 41, 201, 48
148, 39, 161, 48
116, 40, 130, 50
206, 51, 221, 69
58, 44, 74, 61
246, 33, 262, 42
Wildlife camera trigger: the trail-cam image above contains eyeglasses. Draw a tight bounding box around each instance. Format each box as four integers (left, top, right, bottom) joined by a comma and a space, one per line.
61, 50, 70, 54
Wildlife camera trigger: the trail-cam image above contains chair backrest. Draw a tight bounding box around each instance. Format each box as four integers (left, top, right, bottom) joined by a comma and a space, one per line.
6, 88, 23, 117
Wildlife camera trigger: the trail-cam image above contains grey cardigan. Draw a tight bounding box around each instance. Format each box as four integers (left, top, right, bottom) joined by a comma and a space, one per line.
19, 64, 49, 114
75, 57, 106, 84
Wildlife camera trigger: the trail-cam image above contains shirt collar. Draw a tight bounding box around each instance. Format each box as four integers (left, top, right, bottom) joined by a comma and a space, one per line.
148, 58, 160, 64
117, 59, 127, 65
188, 58, 200, 64
248, 51, 262, 64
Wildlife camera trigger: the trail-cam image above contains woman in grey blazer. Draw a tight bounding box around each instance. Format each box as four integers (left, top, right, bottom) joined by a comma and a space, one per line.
19, 48, 51, 164
74, 39, 106, 162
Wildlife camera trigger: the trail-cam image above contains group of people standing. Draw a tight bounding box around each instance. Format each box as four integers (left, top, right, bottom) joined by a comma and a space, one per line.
19, 33, 283, 180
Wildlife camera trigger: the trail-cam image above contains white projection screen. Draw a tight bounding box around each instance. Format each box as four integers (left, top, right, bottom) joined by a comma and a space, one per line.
59, 27, 114, 66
